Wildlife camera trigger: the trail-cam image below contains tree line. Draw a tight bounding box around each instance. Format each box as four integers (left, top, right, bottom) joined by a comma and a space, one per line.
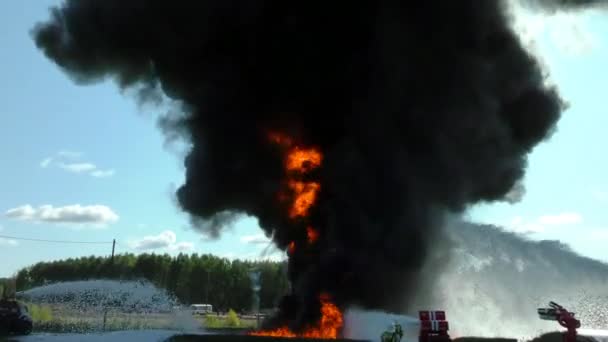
0, 277, 16, 298
13, 253, 289, 313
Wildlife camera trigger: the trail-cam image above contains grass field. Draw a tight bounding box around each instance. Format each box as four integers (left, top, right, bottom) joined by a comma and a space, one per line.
202, 311, 259, 329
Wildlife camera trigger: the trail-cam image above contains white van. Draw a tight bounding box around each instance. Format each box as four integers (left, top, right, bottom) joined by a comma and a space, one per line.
190, 304, 213, 315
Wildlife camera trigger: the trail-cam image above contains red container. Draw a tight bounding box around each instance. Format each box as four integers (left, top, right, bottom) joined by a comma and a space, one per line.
420, 320, 449, 332
419, 311, 446, 321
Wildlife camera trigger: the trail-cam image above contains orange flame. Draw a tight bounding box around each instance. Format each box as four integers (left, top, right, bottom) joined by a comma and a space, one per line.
249, 294, 343, 339
268, 132, 294, 147
286, 147, 322, 173
288, 181, 320, 218
307, 226, 319, 244
257, 132, 341, 338
268, 132, 322, 219
288, 241, 296, 254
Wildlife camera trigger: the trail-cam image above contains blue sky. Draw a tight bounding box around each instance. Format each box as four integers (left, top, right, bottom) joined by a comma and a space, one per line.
1, 2, 607, 277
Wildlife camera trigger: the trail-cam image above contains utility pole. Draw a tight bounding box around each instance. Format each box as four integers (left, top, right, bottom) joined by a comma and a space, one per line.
111, 239, 116, 264
205, 270, 210, 304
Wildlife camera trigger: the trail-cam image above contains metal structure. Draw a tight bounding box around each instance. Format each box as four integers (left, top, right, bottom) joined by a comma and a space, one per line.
538, 301, 581, 342
419, 310, 451, 342
249, 270, 262, 329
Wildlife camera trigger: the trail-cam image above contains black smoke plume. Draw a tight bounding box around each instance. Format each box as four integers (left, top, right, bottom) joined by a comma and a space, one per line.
32, 0, 590, 332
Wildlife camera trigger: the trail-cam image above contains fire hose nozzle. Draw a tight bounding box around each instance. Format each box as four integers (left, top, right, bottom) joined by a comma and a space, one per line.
537, 308, 558, 321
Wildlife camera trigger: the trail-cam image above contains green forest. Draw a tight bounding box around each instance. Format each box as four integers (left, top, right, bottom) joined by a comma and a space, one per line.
9, 253, 289, 313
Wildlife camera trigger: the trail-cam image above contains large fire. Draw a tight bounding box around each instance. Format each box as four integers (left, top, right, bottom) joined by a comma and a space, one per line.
288, 180, 320, 218
270, 132, 322, 219
249, 132, 343, 339
286, 147, 322, 173
249, 293, 343, 339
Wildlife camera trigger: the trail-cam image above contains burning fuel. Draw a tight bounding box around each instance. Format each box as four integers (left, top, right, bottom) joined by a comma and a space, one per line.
250, 294, 343, 339
29, 0, 603, 334
307, 227, 319, 245
273, 133, 323, 220
287, 181, 320, 219
251, 133, 335, 337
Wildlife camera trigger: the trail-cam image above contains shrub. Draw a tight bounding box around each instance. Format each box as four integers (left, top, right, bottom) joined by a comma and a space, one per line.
204, 314, 221, 328
27, 303, 54, 322
226, 309, 240, 327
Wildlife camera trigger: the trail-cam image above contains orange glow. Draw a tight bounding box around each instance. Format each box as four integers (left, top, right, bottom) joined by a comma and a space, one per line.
307, 226, 319, 244
267, 131, 323, 219
288, 241, 296, 254
249, 293, 343, 339
286, 147, 322, 173
268, 132, 294, 147
288, 181, 320, 218
259, 132, 341, 339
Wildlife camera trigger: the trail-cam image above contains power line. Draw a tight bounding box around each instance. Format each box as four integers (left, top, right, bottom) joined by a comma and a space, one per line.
0, 234, 113, 245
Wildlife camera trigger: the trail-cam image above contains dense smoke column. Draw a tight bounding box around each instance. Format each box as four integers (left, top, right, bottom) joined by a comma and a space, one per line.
32, 0, 581, 331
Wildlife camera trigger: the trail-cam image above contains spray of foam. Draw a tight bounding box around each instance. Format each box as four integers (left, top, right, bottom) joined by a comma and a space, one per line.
344, 221, 608, 341
438, 221, 608, 338
18, 279, 202, 333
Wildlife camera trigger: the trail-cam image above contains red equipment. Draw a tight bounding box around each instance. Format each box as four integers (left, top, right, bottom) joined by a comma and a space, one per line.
419, 310, 451, 342
419, 311, 446, 321
421, 320, 449, 332
537, 301, 581, 342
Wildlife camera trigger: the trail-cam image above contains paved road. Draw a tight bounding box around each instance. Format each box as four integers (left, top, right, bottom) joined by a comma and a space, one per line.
6, 329, 214, 342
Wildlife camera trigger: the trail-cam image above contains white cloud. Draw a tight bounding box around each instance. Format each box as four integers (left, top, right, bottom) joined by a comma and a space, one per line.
508, 216, 546, 234
240, 233, 272, 245
169, 241, 195, 252
537, 212, 582, 225
504, 181, 526, 204
131, 230, 176, 250
4, 204, 119, 226
40, 151, 115, 178
59, 162, 97, 173
0, 238, 18, 247
505, 212, 582, 235
231, 233, 286, 261
130, 230, 194, 252
40, 158, 53, 168
90, 169, 116, 178
220, 250, 286, 262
